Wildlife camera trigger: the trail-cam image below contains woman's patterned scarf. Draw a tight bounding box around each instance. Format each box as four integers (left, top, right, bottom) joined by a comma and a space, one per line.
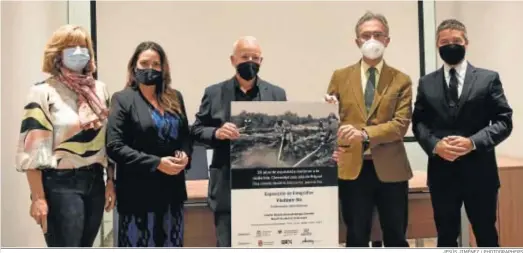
56, 67, 109, 130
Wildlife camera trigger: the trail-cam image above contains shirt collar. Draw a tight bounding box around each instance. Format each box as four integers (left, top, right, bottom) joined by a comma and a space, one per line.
234, 76, 259, 95
234, 76, 259, 88
443, 59, 468, 78
361, 59, 384, 75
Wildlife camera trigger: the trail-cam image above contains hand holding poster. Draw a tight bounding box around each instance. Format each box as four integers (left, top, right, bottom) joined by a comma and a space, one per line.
230, 101, 339, 248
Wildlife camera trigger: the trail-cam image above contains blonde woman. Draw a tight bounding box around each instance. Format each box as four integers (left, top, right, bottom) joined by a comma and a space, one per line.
15, 24, 116, 247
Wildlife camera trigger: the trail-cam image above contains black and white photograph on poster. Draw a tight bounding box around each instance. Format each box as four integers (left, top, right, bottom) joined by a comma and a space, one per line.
230, 102, 339, 169
230, 101, 339, 248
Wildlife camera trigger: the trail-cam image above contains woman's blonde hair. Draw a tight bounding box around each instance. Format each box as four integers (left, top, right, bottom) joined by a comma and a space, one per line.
42, 24, 96, 75
125, 41, 181, 115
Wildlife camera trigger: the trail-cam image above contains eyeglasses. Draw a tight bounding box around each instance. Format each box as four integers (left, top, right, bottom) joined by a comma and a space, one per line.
359, 32, 388, 41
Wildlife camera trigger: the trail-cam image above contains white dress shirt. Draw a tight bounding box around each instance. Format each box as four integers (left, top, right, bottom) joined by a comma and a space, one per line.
443, 59, 468, 97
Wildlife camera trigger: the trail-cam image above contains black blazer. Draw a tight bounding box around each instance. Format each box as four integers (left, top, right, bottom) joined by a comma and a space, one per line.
106, 86, 193, 213
412, 63, 512, 190
191, 77, 287, 212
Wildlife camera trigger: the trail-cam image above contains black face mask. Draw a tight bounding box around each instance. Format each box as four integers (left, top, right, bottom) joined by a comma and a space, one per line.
439, 44, 466, 65
134, 68, 163, 87
236, 61, 260, 81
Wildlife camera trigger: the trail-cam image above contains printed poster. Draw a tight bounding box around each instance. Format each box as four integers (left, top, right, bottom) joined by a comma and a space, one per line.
230, 101, 339, 248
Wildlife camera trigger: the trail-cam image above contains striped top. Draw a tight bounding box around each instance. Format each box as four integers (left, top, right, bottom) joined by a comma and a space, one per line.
16, 77, 110, 171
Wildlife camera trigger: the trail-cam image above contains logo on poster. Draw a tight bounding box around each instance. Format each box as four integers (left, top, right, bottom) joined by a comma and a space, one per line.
281, 239, 292, 245
256, 230, 272, 237
257, 240, 274, 247
301, 228, 312, 236
301, 238, 315, 245
283, 229, 298, 236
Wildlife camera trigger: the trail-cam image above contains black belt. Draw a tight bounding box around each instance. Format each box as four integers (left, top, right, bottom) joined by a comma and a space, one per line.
41, 163, 104, 173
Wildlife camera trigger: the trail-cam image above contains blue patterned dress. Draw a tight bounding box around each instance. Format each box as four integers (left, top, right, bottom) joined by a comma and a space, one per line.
117, 107, 184, 247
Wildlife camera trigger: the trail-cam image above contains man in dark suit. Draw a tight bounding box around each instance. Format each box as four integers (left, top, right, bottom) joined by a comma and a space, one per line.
412, 19, 513, 247
191, 36, 287, 247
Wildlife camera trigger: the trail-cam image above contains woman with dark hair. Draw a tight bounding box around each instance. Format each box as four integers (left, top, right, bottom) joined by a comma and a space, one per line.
105, 41, 192, 247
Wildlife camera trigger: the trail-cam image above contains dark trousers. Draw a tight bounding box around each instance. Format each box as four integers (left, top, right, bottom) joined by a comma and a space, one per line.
214, 211, 231, 247
430, 181, 499, 247
339, 160, 409, 247
42, 167, 105, 247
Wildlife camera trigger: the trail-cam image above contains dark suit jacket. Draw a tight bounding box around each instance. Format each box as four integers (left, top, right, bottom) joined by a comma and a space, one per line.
191, 77, 287, 212
412, 63, 512, 190
106, 86, 193, 213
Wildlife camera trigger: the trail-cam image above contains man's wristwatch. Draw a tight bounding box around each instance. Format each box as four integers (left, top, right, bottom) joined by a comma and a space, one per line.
362, 130, 370, 151
362, 130, 369, 143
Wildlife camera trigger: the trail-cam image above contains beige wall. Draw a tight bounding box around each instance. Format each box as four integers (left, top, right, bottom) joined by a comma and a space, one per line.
2, 1, 521, 247
1, 1, 67, 247
96, 1, 421, 135
435, 1, 523, 159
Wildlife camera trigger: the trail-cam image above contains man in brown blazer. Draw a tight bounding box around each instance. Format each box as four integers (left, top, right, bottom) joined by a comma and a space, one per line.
326, 11, 413, 247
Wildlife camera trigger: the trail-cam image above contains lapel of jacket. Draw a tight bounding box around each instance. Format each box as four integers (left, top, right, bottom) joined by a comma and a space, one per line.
433, 67, 450, 116
257, 78, 272, 101
221, 77, 236, 121
133, 87, 158, 137
348, 62, 366, 119
367, 62, 393, 120
457, 63, 477, 116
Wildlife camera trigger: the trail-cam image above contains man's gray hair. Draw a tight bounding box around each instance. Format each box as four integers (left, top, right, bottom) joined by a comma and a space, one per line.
436, 19, 468, 42
355, 11, 390, 37
232, 36, 259, 55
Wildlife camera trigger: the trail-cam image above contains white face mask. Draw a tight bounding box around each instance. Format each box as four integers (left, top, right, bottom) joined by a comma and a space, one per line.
62, 46, 90, 72
360, 38, 385, 60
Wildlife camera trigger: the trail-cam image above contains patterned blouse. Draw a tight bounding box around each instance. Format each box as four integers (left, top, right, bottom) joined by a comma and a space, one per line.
15, 77, 111, 171
150, 106, 180, 142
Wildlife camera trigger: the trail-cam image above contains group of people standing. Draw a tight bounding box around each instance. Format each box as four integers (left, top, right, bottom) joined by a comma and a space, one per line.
17, 25, 192, 247
15, 10, 512, 248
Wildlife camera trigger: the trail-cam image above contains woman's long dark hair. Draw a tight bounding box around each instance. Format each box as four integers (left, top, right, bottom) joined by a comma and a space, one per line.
126, 41, 181, 114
